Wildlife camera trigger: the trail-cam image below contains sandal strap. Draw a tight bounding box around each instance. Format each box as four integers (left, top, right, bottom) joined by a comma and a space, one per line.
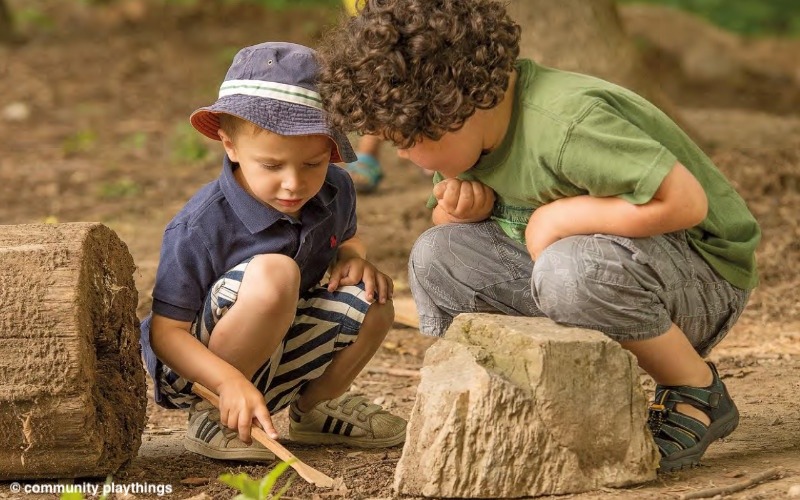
326, 394, 383, 419
343, 153, 383, 192
648, 363, 727, 457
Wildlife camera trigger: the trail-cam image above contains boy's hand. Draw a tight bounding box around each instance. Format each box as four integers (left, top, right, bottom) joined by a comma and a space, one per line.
433, 178, 495, 223
216, 374, 278, 444
328, 256, 394, 304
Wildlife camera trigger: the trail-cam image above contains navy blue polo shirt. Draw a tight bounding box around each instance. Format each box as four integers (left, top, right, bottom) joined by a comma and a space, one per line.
140, 156, 357, 402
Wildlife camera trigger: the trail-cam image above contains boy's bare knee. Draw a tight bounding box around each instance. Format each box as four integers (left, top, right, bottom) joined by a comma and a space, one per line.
362, 300, 394, 339
241, 254, 300, 305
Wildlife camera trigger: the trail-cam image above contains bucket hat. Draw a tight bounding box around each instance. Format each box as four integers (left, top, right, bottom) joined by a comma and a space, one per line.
190, 42, 356, 164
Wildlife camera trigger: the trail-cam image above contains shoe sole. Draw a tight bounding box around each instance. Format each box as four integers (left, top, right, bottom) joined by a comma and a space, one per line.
658, 406, 739, 473
289, 429, 405, 448
184, 437, 276, 462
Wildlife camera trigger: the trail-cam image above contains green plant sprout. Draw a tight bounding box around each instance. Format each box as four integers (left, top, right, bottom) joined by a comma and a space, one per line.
59, 475, 112, 500
62, 129, 98, 156
170, 122, 210, 163
219, 460, 296, 500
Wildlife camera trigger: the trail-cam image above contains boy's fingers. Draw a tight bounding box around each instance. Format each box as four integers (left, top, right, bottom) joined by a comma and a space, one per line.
219, 405, 230, 429
362, 272, 376, 302
226, 410, 239, 433
327, 267, 342, 291
255, 410, 279, 440
378, 275, 392, 303
338, 270, 359, 286
433, 181, 447, 198
472, 183, 486, 208
365, 283, 376, 303
444, 180, 461, 203
455, 182, 474, 214
238, 409, 253, 444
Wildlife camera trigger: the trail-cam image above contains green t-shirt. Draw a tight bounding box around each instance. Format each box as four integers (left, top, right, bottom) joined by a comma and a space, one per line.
429, 59, 760, 290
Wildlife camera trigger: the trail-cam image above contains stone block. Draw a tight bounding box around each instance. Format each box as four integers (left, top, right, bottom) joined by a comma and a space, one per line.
394, 313, 659, 498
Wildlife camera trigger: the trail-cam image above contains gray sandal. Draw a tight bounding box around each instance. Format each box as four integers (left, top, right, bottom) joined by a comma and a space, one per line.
648, 362, 739, 472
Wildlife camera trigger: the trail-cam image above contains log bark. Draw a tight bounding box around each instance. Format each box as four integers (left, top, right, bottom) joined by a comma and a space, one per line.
0, 223, 146, 480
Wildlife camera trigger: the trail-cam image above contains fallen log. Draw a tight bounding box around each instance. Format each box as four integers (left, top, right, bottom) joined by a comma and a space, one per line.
0, 223, 146, 479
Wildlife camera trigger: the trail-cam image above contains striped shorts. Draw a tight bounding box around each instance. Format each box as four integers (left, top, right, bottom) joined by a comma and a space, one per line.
157, 258, 371, 413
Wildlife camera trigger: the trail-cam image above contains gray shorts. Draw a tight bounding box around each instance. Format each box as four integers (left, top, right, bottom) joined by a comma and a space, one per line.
408, 221, 750, 356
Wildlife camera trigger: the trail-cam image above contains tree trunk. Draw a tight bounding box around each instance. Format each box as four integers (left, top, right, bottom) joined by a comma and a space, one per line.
0, 0, 16, 44
0, 223, 146, 480
506, 0, 697, 139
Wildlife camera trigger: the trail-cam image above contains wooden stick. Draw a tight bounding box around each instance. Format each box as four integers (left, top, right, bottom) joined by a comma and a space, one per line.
191, 383, 336, 489
679, 467, 781, 499
364, 366, 420, 378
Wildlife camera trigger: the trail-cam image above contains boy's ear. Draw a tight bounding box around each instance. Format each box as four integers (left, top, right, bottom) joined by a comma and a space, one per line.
218, 129, 239, 162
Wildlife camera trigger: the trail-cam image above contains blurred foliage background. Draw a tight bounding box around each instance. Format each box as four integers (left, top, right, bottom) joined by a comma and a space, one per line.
3, 0, 800, 44
619, 0, 800, 36
159, 0, 800, 36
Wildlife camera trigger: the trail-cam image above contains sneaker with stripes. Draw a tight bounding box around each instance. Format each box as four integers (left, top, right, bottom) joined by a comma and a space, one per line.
288, 393, 406, 448
184, 400, 276, 462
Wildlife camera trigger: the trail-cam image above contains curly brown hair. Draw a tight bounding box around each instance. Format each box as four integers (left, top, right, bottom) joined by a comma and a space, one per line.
317, 0, 520, 148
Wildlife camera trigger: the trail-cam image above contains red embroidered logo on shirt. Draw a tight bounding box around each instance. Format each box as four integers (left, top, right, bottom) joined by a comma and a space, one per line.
330, 235, 337, 248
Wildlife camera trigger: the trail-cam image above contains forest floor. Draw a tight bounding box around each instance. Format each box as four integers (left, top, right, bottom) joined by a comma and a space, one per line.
0, 1, 798, 499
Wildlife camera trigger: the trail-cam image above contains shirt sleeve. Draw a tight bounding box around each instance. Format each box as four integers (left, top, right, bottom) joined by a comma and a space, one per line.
341, 173, 358, 241
556, 101, 677, 205
151, 223, 215, 322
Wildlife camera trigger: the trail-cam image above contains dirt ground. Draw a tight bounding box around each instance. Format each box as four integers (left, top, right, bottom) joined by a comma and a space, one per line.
0, 2, 799, 499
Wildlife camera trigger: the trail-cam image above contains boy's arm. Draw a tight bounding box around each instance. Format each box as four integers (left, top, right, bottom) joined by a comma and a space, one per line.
526, 161, 707, 259
149, 313, 248, 394
150, 313, 279, 441
336, 233, 367, 261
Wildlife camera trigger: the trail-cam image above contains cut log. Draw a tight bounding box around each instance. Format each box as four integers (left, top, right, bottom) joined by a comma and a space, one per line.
0, 223, 146, 480
394, 313, 659, 498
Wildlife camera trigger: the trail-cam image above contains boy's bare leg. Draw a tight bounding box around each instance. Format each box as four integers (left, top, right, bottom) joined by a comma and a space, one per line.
208, 254, 300, 378
355, 134, 383, 159
620, 323, 714, 425
294, 301, 394, 412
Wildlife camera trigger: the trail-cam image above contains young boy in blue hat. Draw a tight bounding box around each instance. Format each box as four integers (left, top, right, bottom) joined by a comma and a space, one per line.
140, 42, 406, 462
317, 0, 761, 472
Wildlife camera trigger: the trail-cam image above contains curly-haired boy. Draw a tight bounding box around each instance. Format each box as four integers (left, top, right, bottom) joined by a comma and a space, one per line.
317, 0, 761, 472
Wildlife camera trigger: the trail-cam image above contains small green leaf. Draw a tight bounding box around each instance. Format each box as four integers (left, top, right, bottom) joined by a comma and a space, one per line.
258, 459, 294, 498
220, 472, 263, 499
60, 492, 84, 500
219, 460, 295, 500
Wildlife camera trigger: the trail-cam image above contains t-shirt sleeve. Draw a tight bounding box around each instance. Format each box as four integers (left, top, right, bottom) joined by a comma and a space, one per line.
556, 101, 677, 205
425, 172, 444, 209
151, 223, 215, 322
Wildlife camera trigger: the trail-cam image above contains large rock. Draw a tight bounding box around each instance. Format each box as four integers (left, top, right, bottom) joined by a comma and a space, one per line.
0, 223, 146, 479
394, 314, 659, 498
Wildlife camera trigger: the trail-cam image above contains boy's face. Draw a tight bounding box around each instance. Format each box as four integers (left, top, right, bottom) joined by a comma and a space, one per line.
395, 117, 486, 178
220, 124, 332, 218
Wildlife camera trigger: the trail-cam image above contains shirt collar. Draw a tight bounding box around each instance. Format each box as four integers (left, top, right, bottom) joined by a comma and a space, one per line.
219, 156, 339, 234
